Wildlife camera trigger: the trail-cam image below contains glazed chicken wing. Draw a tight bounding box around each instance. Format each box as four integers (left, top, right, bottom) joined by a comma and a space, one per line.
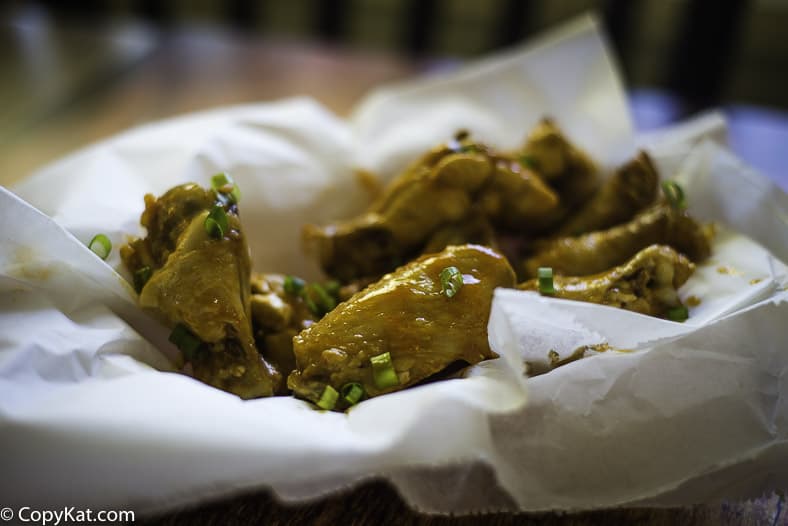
518, 118, 599, 230
305, 134, 559, 282
554, 151, 658, 237
121, 184, 280, 398
519, 244, 694, 318
523, 204, 711, 277
287, 244, 516, 407
304, 147, 494, 282
477, 157, 559, 231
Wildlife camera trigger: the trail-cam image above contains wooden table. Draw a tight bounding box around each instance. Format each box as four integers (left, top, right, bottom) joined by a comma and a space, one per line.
2, 13, 785, 526
0, 18, 419, 186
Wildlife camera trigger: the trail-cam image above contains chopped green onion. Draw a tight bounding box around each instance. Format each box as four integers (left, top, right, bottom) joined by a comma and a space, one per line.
204, 205, 229, 239
317, 385, 339, 410
341, 382, 365, 406
304, 283, 337, 317
211, 172, 241, 203
314, 283, 337, 312
662, 180, 686, 210
304, 296, 320, 317
667, 305, 689, 322
370, 351, 399, 389
211, 172, 231, 189
169, 323, 202, 360
323, 280, 341, 298
283, 275, 306, 296
88, 234, 112, 260
538, 267, 556, 295
519, 155, 537, 169
440, 266, 464, 298
133, 266, 152, 293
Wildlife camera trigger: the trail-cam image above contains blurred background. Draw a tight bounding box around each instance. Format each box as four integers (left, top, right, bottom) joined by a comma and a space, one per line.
1, 0, 787, 187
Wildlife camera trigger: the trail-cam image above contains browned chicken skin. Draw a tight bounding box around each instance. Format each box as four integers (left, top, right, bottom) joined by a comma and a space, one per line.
287, 244, 516, 406
520, 118, 597, 190
421, 210, 498, 254
554, 151, 658, 237
121, 184, 280, 398
304, 133, 560, 283
518, 118, 599, 230
523, 204, 712, 278
119, 118, 713, 402
519, 245, 694, 318
248, 273, 319, 391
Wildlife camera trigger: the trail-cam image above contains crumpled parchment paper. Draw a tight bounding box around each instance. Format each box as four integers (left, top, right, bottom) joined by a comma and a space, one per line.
1, 14, 787, 515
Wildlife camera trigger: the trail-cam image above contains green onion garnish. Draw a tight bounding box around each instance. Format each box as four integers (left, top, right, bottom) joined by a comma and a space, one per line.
341, 382, 365, 406
440, 266, 464, 298
519, 155, 537, 169
304, 283, 337, 317
667, 305, 689, 322
323, 280, 341, 298
211, 172, 241, 204
317, 385, 339, 410
169, 323, 202, 360
304, 296, 320, 317
204, 205, 229, 239
313, 283, 337, 310
88, 234, 112, 260
133, 266, 152, 293
662, 180, 686, 210
538, 267, 556, 295
370, 351, 399, 389
283, 275, 306, 296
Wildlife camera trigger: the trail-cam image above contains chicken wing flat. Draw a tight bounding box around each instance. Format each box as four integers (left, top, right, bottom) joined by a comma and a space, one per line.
519, 245, 694, 318
554, 151, 658, 237
121, 183, 280, 398
287, 244, 516, 407
523, 204, 711, 278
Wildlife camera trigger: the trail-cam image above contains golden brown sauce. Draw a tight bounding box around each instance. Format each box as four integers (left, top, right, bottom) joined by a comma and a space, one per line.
716, 265, 741, 276
9, 247, 53, 281
686, 295, 702, 307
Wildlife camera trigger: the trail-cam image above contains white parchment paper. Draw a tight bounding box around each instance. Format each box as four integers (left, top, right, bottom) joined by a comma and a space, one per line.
2, 14, 787, 514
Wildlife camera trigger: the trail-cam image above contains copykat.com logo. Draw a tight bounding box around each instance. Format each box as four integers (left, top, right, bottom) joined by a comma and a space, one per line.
0, 506, 134, 525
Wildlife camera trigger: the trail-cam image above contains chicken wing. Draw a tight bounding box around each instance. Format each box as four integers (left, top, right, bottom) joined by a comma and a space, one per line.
305, 133, 560, 282
519, 244, 694, 318
477, 157, 560, 231
554, 151, 658, 237
304, 146, 494, 282
121, 184, 280, 398
287, 244, 516, 407
518, 118, 599, 230
523, 204, 711, 277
